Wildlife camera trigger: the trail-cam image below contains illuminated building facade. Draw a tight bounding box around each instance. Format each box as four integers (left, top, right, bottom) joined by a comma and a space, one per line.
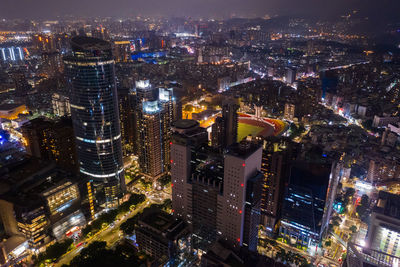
158, 88, 175, 172
136, 210, 189, 263
261, 150, 285, 235
139, 101, 164, 179
135, 81, 174, 179
279, 162, 336, 247
52, 93, 71, 117
64, 36, 125, 205
367, 191, 400, 257
0, 46, 25, 62
0, 164, 85, 249
171, 120, 262, 251
16, 206, 48, 249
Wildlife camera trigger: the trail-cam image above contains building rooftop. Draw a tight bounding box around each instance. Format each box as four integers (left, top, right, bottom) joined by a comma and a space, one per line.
172, 119, 199, 130
374, 191, 400, 220
70, 36, 111, 51
225, 140, 262, 160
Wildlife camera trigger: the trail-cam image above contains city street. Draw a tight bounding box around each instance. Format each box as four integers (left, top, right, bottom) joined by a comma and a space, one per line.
55, 188, 170, 267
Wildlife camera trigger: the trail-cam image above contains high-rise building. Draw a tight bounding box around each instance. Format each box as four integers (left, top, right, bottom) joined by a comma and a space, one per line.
286, 67, 297, 84
135, 81, 175, 179
117, 88, 136, 155
260, 138, 301, 236
367, 191, 400, 256
217, 141, 263, 251
171, 120, 262, 251
211, 98, 239, 151
346, 191, 400, 267
279, 161, 338, 248
140, 101, 164, 179
170, 119, 208, 221
159, 88, 175, 172
211, 117, 225, 150
64, 36, 125, 207
21, 117, 78, 172
284, 103, 295, 121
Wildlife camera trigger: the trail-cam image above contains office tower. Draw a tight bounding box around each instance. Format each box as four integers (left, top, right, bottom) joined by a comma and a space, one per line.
64, 36, 124, 207
260, 139, 300, 236
211, 117, 225, 150
211, 98, 239, 151
261, 150, 285, 235
279, 161, 336, 248
284, 103, 295, 120
140, 101, 164, 179
135, 80, 156, 102
52, 93, 71, 117
118, 88, 136, 155
159, 88, 175, 172
21, 117, 78, 172
217, 141, 263, 251
171, 120, 262, 251
171, 119, 208, 220
222, 98, 239, 146
135, 81, 175, 179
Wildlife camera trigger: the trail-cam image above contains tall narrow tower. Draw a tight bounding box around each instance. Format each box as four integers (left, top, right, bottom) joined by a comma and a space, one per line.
64, 36, 125, 207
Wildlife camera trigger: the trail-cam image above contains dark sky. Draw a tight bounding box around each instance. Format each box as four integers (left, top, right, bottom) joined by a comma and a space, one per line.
0, 0, 399, 20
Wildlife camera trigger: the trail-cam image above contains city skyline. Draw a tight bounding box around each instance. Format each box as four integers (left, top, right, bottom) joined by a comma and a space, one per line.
0, 2, 399, 266
0, 0, 399, 21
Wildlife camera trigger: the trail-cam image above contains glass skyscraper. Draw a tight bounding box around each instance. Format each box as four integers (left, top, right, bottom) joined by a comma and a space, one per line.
64, 37, 125, 205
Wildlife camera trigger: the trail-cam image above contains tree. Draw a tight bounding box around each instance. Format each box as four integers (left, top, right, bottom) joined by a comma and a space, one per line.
37, 239, 73, 264
120, 215, 139, 236
349, 225, 358, 233
66, 241, 146, 267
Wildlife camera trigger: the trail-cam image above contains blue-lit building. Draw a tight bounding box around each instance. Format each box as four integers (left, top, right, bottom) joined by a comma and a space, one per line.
279, 162, 334, 248
134, 80, 175, 180
64, 37, 125, 207
0, 46, 25, 62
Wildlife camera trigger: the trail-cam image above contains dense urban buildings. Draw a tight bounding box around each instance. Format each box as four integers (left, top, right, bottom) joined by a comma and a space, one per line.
0, 4, 399, 266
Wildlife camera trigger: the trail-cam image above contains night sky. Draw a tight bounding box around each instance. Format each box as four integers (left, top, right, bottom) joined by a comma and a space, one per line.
0, 0, 399, 19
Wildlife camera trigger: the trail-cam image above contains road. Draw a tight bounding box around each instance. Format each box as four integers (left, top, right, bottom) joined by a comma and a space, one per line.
55, 188, 170, 266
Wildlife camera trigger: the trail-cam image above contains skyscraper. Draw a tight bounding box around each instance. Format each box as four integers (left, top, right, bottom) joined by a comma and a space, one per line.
64, 36, 125, 207
140, 101, 164, 179
211, 98, 239, 151
171, 120, 262, 251
279, 161, 338, 248
135, 81, 174, 179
